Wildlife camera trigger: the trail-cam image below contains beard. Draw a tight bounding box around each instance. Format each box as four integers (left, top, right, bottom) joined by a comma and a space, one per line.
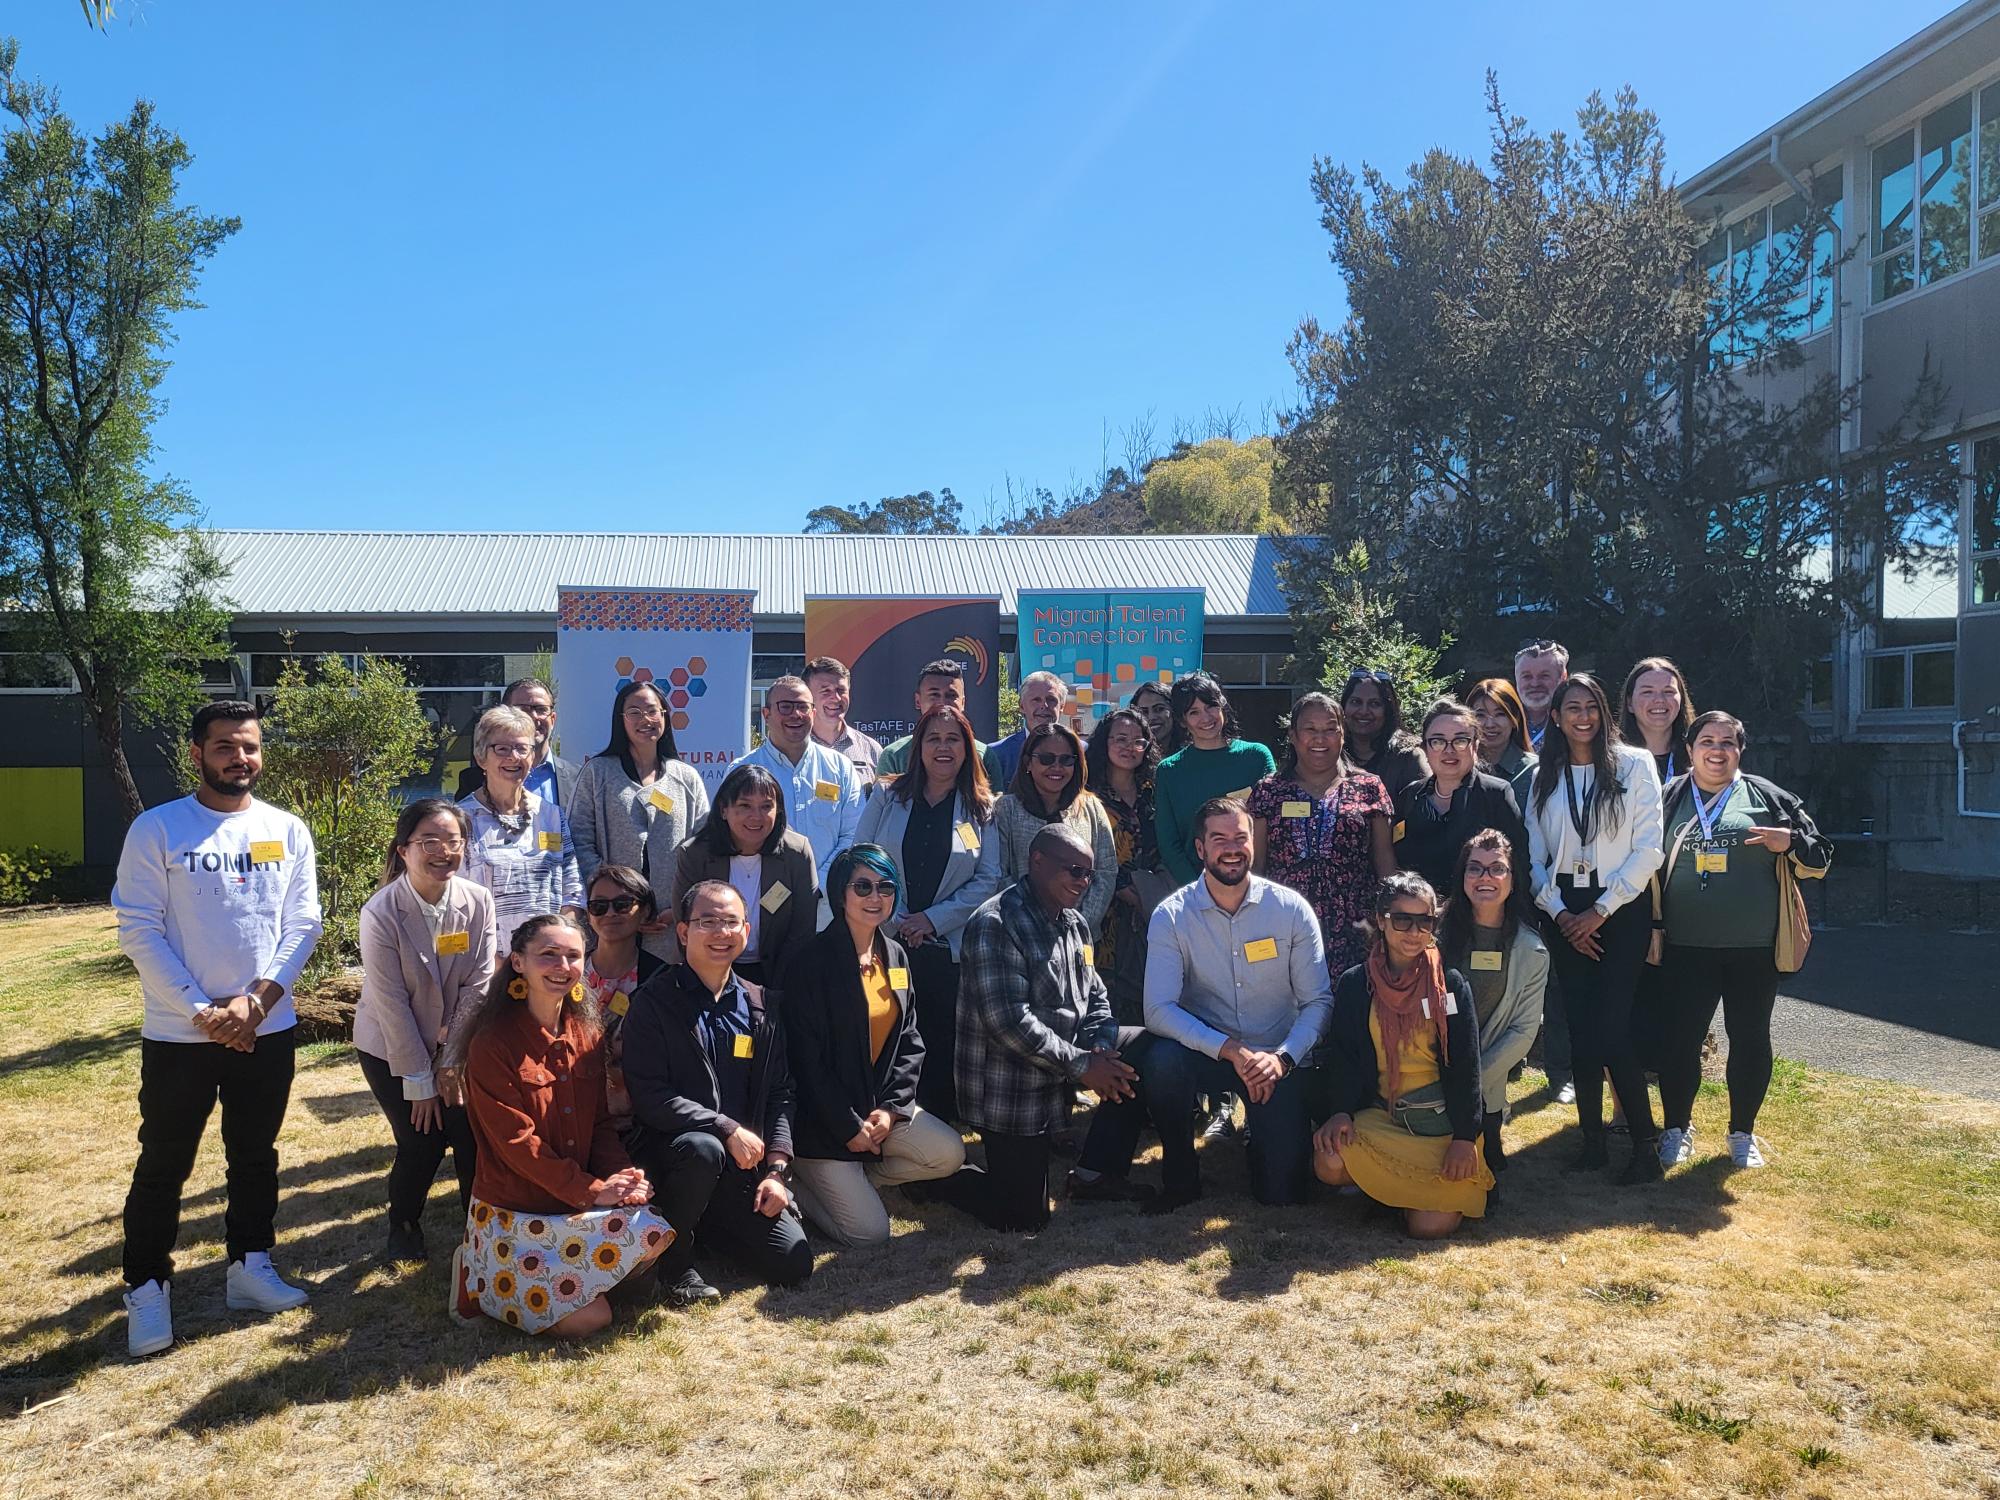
201, 763, 259, 796
1204, 860, 1248, 886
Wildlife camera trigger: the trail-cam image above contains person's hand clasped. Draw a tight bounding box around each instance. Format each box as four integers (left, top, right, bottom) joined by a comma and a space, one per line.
1225, 1041, 1283, 1104
752, 1174, 791, 1218
724, 1124, 766, 1171
592, 1166, 651, 1206
1439, 1139, 1478, 1182
195, 994, 260, 1052
1079, 1049, 1138, 1103
1314, 1112, 1354, 1157
1744, 824, 1793, 854
897, 913, 936, 945
1555, 907, 1605, 958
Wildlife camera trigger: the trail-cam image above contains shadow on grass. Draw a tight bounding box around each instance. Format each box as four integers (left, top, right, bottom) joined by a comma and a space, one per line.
0, 1022, 141, 1080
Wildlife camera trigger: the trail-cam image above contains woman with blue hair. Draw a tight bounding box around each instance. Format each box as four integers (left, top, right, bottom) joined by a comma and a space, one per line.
778, 843, 966, 1245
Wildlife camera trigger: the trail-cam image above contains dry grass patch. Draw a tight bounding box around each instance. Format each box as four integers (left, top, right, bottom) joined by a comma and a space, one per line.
2, 907, 1998, 1498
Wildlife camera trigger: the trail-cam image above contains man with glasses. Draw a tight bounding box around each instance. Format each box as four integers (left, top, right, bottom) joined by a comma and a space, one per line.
804, 655, 884, 792
622, 881, 812, 1305
1512, 642, 1569, 754
873, 659, 1005, 787
731, 676, 863, 899
456, 677, 579, 809
1131, 798, 1332, 1214
989, 670, 1070, 789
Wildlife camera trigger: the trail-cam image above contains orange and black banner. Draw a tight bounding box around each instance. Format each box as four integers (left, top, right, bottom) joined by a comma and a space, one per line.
804, 596, 1001, 743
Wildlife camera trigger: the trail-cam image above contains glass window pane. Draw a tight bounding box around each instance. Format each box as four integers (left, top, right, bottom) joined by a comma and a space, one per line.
1981, 82, 2000, 212
1977, 438, 2000, 554
1983, 207, 2000, 262
1873, 251, 1914, 303
1808, 656, 1833, 710
1203, 653, 1263, 685
1974, 557, 2000, 607
1919, 94, 1973, 284
1727, 213, 1768, 357
1873, 131, 1915, 252
1912, 649, 1956, 708
0, 652, 73, 688
1867, 653, 1906, 710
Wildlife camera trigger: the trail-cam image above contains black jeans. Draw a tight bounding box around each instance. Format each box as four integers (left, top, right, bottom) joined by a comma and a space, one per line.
1540, 967, 1572, 1085
356, 1049, 477, 1226
1541, 893, 1657, 1145
631, 1129, 812, 1287
909, 942, 961, 1124
1131, 1034, 1314, 1203
1483, 1110, 1508, 1173
123, 1031, 297, 1287
1657, 945, 1780, 1134
934, 1131, 1058, 1232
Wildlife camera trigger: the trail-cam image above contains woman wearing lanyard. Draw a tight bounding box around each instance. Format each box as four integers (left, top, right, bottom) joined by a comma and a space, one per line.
1153, 672, 1276, 887
669, 763, 819, 989
571, 680, 710, 961
1247, 691, 1395, 982
1339, 669, 1430, 804
1654, 711, 1831, 1171
1438, 829, 1547, 1192
1618, 656, 1696, 786
1467, 677, 1538, 804
1524, 674, 1664, 1183
1392, 699, 1530, 897
1084, 706, 1163, 1025
353, 798, 497, 1262
994, 722, 1119, 937
459, 706, 585, 949
854, 703, 1002, 1123
580, 863, 667, 1146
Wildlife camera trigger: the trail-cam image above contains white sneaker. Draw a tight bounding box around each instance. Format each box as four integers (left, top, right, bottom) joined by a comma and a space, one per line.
1658, 1125, 1695, 1168
125, 1278, 173, 1357
1554, 1080, 1577, 1106
1727, 1131, 1768, 1169
226, 1251, 309, 1312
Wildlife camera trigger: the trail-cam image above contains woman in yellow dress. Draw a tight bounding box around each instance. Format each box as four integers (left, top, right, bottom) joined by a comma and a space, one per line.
1313, 872, 1493, 1237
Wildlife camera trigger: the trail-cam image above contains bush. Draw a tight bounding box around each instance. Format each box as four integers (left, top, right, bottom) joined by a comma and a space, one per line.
0, 845, 61, 906
1279, 539, 1452, 708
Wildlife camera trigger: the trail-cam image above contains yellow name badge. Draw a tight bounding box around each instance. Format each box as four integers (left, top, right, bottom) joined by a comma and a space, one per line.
609, 990, 630, 1017
537, 831, 563, 852
1081, 943, 1095, 968
814, 779, 840, 802
732, 1033, 754, 1059
647, 788, 675, 814
248, 840, 286, 865
1469, 949, 1504, 972
1392, 820, 1407, 843
436, 930, 470, 956
1696, 849, 1729, 875
956, 822, 980, 853
1280, 800, 1312, 819
1244, 937, 1279, 963
760, 882, 790, 913
888, 967, 909, 990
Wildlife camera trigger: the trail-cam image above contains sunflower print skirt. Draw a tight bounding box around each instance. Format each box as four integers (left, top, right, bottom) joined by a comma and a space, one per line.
453, 1198, 673, 1333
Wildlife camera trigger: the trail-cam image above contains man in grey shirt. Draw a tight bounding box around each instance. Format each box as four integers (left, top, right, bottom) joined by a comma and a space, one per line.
1135, 797, 1332, 1212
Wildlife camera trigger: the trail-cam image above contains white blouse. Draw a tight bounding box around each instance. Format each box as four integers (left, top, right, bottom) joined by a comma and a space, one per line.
1525, 742, 1663, 919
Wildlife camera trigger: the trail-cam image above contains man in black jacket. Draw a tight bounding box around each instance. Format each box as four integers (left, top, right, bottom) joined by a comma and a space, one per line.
623, 880, 812, 1305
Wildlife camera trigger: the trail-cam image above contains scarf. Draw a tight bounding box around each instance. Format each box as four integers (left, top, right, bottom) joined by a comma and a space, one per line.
1365, 936, 1450, 1103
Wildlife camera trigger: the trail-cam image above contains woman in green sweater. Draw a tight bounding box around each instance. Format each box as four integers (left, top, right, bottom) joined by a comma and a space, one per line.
1153, 672, 1277, 886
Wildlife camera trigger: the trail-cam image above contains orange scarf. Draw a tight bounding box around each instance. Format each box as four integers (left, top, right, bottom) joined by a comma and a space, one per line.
1365, 937, 1450, 1103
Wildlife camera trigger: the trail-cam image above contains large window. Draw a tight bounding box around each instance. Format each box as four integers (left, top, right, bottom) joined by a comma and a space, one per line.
1863, 446, 1959, 717
1872, 86, 1996, 304
1974, 436, 2000, 610
0, 652, 75, 691
1704, 175, 1841, 362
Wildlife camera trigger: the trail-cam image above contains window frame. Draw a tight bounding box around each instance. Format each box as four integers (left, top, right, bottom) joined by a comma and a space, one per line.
1869, 80, 2000, 306
1702, 172, 1843, 363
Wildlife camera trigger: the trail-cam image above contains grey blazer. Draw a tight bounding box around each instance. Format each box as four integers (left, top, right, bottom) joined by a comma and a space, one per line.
352, 875, 498, 1089
855, 788, 1003, 961
571, 753, 711, 958
669, 829, 820, 974
1472, 924, 1549, 1112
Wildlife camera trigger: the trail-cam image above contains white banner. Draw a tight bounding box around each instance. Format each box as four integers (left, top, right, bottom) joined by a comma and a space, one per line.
554, 587, 755, 794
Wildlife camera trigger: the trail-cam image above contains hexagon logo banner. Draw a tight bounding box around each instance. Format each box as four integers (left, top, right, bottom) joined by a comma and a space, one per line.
555, 587, 755, 793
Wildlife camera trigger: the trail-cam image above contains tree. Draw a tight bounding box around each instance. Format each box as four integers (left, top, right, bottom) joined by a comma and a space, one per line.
1282, 539, 1451, 708
1141, 435, 1290, 534
804, 488, 964, 535
0, 43, 239, 824
1279, 77, 1952, 714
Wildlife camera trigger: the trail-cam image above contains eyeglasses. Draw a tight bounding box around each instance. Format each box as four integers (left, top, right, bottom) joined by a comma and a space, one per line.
410, 837, 465, 855
687, 914, 746, 934
587, 895, 642, 916
1385, 911, 1438, 933
1054, 861, 1093, 882
846, 877, 898, 899
1516, 638, 1560, 655
769, 701, 814, 717
1423, 734, 1476, 753
622, 706, 664, 722
1464, 861, 1510, 880
1031, 752, 1078, 769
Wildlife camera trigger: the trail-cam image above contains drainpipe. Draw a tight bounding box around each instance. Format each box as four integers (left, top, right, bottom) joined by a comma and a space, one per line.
1953, 719, 2000, 819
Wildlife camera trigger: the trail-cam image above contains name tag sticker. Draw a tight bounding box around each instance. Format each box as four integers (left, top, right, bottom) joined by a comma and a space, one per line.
760, 882, 790, 913
732, 1033, 754, 1059
1392, 820, 1407, 843
1469, 949, 1504, 972
1420, 995, 1431, 1019
249, 840, 286, 865
648, 788, 675, 814
1444, 991, 1459, 1016
814, 779, 840, 802
1081, 944, 1095, 968
609, 990, 630, 1017
956, 822, 980, 853
1696, 849, 1729, 875
1280, 800, 1312, 819
1244, 937, 1279, 963
436, 930, 470, 956
888, 967, 909, 990
537, 831, 564, 852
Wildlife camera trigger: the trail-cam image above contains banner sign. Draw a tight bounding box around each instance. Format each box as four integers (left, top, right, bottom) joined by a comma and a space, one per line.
804, 595, 1002, 742
555, 587, 755, 794
1015, 588, 1206, 729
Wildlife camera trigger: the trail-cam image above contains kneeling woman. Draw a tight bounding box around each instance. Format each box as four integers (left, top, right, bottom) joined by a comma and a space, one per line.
1314, 873, 1494, 1237
782, 845, 965, 1245
449, 914, 672, 1337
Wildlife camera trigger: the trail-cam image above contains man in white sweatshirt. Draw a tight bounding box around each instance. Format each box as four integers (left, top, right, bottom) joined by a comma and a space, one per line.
112, 700, 324, 1357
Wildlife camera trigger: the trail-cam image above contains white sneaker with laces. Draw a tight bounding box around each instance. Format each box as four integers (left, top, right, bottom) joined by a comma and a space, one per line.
1554, 1080, 1577, 1106
1658, 1125, 1695, 1168
125, 1278, 173, 1357
1727, 1131, 1768, 1168
226, 1251, 309, 1312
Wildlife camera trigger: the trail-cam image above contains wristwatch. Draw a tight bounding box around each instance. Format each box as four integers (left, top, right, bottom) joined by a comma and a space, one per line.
762, 1158, 792, 1185
1275, 1048, 1296, 1078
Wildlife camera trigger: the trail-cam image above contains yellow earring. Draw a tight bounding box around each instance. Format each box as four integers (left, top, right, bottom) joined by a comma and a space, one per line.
568, 982, 585, 1004
507, 977, 529, 1000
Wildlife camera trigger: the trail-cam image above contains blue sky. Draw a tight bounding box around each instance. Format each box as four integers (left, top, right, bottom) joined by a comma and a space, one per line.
8, 2, 1933, 534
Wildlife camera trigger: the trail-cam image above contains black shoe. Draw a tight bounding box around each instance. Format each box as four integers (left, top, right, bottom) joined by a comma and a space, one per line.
1066, 1171, 1157, 1205
1564, 1135, 1610, 1173
1484, 1181, 1502, 1213
1200, 1095, 1239, 1140
1141, 1185, 1204, 1217
384, 1219, 427, 1262
663, 1268, 721, 1308
1618, 1146, 1665, 1186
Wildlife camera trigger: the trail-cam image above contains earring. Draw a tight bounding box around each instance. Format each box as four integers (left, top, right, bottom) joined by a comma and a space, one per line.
568, 982, 585, 1005
507, 977, 529, 1000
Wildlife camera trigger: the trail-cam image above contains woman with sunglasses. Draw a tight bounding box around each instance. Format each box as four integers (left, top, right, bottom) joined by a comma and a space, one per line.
1392, 699, 1530, 897
581, 864, 667, 1146
1339, 670, 1429, 804
1084, 707, 1164, 1025
1313, 873, 1493, 1237
354, 797, 497, 1262
855, 703, 1002, 1122
571, 679, 711, 961
1466, 677, 1538, 804
1525, 673, 1664, 1182
1153, 672, 1277, 887
669, 762, 819, 989
1618, 656, 1697, 785
782, 845, 967, 1245
994, 722, 1118, 938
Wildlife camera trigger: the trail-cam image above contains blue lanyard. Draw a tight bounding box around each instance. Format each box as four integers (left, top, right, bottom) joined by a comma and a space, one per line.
1690, 779, 1736, 843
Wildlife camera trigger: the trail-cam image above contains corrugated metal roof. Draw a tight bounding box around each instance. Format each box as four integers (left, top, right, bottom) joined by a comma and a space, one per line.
204, 531, 1293, 621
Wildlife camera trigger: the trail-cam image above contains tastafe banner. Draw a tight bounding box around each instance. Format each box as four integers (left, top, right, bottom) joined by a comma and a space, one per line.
555, 587, 755, 794
804, 595, 1001, 742
1015, 588, 1205, 729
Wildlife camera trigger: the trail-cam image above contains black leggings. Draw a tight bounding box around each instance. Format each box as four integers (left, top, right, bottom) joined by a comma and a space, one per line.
1541, 895, 1657, 1144
1656, 945, 1779, 1134
909, 943, 961, 1124
357, 1049, 478, 1226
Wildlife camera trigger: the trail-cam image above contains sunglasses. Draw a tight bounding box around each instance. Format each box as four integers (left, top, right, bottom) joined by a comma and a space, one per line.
1385, 911, 1438, 933
587, 895, 642, 916
1516, 638, 1560, 654
1345, 669, 1394, 684
1054, 861, 1093, 882
847, 877, 898, 899
1031, 752, 1078, 769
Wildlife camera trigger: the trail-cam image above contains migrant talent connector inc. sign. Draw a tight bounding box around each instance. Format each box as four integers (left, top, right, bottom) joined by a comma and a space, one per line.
1015, 588, 1205, 729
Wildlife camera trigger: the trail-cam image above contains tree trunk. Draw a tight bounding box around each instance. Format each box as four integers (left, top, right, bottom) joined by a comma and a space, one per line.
88, 694, 147, 828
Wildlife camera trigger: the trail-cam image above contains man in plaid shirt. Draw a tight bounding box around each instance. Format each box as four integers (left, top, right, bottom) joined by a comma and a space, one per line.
928, 824, 1152, 1231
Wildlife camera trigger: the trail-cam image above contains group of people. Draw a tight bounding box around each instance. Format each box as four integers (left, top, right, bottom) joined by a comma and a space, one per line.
109, 637, 1830, 1352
